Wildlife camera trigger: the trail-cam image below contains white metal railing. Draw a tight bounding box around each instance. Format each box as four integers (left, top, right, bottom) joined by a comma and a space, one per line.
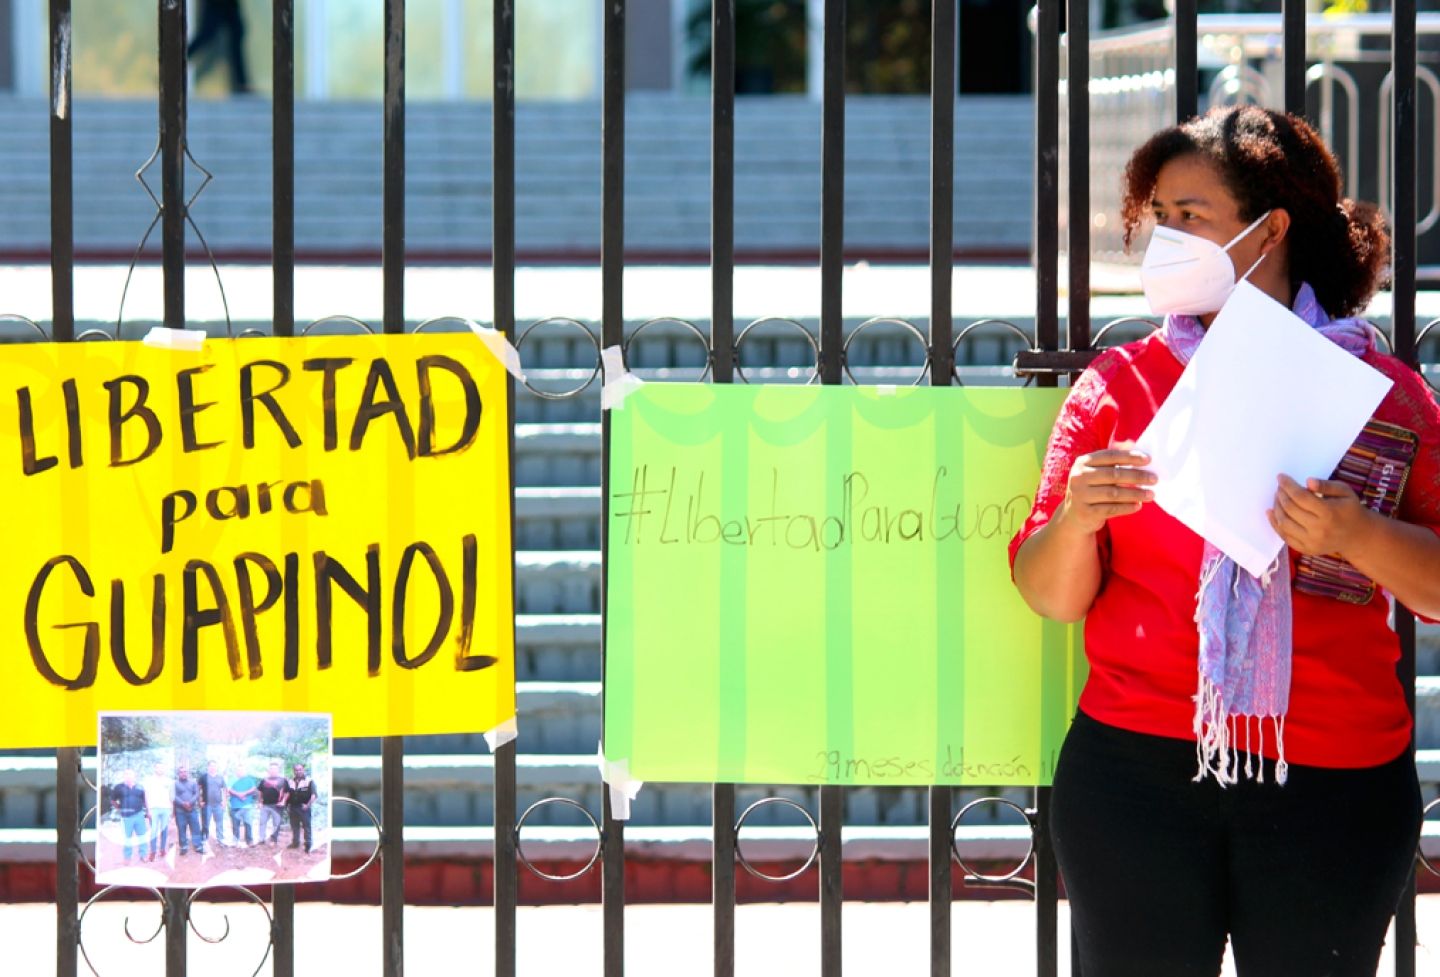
1062, 13, 1440, 267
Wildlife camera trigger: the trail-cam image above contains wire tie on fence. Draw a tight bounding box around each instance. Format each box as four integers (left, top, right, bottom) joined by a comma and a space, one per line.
482, 715, 519, 751
597, 743, 644, 821
142, 326, 207, 351
600, 345, 645, 410
466, 318, 527, 382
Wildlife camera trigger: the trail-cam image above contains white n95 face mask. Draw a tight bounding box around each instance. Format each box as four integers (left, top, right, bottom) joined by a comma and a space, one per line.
1139, 210, 1271, 316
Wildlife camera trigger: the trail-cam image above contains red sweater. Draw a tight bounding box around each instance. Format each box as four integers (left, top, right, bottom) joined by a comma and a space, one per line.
1009, 331, 1440, 768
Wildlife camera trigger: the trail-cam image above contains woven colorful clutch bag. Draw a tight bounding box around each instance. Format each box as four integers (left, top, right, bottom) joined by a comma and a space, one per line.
1294, 419, 1418, 604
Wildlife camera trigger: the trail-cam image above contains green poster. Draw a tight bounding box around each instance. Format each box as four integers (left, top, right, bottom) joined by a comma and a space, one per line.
604, 384, 1084, 787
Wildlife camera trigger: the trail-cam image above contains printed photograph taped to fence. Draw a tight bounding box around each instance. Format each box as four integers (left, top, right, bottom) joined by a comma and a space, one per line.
604, 384, 1085, 787
0, 333, 515, 748
97, 711, 333, 889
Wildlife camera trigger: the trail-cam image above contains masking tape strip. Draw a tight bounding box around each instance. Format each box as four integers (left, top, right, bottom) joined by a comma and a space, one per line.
142, 326, 207, 351
600, 345, 645, 411
466, 319, 527, 382
482, 715, 519, 752
597, 743, 644, 821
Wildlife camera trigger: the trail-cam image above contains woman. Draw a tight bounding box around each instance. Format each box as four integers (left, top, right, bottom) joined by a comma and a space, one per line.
1011, 105, 1440, 976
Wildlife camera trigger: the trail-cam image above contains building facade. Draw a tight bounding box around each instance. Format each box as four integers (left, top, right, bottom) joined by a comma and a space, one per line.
0, 0, 1038, 100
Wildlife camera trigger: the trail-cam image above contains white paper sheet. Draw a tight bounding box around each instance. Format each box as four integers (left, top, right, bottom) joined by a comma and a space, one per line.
1134, 281, 1393, 577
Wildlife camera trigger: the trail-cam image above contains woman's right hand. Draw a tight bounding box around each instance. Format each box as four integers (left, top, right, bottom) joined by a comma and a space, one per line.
1056, 448, 1156, 535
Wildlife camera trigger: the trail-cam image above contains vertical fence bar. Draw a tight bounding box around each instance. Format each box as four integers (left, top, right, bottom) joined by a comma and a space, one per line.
56, 749, 78, 977
1390, 1, 1418, 973
819, 784, 843, 976
1033, 793, 1060, 977
1062, 2, 1091, 971
818, 2, 846, 973
927, 787, 951, 977
165, 889, 188, 976
1173, 0, 1197, 123
49, 0, 73, 342
711, 0, 736, 387
711, 0, 737, 969
269, 5, 298, 968
928, 5, 956, 971
600, 3, 626, 976
1282, 0, 1305, 118
1066, 0, 1089, 353
1393, 3, 1417, 371
273, 0, 295, 339
160, 9, 190, 970
818, 0, 844, 386
51, 6, 77, 969
381, 0, 407, 974
383, 0, 405, 334
712, 786, 735, 977
158, 0, 187, 328
271, 888, 295, 977
381, 737, 405, 975
929, 0, 955, 387
1034, 0, 1059, 367
1034, 5, 1062, 974
492, 2, 519, 976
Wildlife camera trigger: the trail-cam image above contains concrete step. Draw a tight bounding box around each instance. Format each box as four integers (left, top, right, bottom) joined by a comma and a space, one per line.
516, 487, 602, 550
1405, 668, 1440, 751
516, 614, 600, 682
514, 424, 602, 488
515, 552, 599, 616
1417, 621, 1440, 675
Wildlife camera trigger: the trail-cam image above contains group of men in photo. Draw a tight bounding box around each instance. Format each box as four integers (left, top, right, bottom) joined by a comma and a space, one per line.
109, 758, 319, 864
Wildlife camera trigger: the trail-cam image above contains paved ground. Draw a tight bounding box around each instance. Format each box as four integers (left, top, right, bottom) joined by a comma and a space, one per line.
6, 897, 1440, 976
1, 263, 1438, 333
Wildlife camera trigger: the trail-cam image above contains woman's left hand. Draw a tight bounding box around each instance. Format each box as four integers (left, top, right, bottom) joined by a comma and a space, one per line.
1268, 475, 1374, 557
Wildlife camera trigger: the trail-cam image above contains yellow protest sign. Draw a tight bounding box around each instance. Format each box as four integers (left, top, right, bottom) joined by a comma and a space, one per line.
1, 333, 515, 748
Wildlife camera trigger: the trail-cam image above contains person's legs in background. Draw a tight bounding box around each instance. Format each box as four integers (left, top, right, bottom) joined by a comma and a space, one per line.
148, 807, 170, 861
175, 806, 200, 854
230, 807, 253, 846
122, 813, 146, 863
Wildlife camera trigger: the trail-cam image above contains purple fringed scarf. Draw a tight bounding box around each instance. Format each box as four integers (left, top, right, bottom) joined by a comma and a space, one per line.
1160, 283, 1373, 786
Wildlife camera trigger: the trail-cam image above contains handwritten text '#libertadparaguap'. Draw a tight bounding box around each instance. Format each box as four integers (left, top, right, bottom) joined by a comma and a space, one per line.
611, 465, 1032, 550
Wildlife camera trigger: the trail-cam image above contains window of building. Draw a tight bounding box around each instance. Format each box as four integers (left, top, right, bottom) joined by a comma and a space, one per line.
10, 0, 599, 100
682, 0, 809, 95
683, 0, 1028, 97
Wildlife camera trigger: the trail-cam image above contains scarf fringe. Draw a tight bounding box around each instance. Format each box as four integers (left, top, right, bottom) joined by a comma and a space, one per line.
1192, 675, 1289, 786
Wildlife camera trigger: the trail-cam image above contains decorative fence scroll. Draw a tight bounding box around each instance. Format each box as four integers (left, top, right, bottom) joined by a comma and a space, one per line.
604, 383, 1083, 787
1, 333, 515, 748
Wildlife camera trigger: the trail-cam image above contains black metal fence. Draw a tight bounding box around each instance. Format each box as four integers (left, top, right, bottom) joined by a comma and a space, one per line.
22, 0, 1437, 975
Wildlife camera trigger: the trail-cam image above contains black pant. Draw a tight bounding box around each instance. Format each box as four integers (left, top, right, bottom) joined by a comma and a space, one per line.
1052, 710, 1420, 977
288, 806, 312, 851
187, 0, 248, 92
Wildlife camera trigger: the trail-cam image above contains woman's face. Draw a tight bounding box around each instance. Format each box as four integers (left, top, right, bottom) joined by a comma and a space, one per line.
1150, 152, 1286, 307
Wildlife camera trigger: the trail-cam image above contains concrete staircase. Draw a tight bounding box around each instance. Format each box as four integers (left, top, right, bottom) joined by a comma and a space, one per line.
0, 94, 1034, 258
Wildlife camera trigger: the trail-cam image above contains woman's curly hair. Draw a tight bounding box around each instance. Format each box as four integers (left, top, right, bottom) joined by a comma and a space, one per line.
1120, 105, 1389, 318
